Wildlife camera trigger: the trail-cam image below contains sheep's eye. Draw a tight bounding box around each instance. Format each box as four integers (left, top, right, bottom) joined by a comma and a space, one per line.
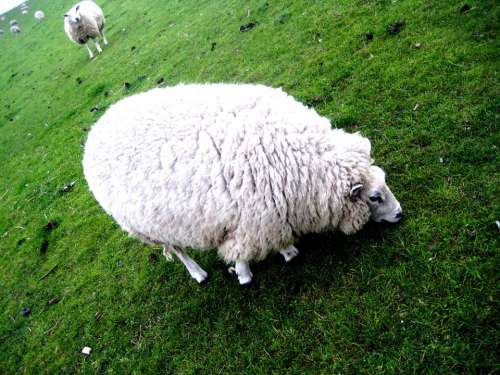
369, 195, 383, 203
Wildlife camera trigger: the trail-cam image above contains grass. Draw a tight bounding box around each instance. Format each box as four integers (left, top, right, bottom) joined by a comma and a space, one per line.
0, 0, 498, 373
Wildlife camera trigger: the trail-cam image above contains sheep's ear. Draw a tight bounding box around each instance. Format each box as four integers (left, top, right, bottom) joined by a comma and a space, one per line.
64, 14, 68, 17
75, 5, 80, 11
350, 184, 363, 199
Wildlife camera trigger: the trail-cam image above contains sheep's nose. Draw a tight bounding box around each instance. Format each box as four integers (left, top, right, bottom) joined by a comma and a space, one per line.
395, 211, 403, 220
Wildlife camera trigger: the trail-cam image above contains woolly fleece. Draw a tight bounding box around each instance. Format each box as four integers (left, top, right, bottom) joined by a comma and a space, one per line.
83, 83, 375, 263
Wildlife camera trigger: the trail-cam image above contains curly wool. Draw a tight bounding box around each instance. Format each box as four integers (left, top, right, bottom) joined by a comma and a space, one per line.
83, 84, 373, 263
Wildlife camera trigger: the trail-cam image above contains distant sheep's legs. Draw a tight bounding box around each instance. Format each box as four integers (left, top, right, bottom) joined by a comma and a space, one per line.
93, 38, 103, 54
84, 42, 94, 59
101, 30, 108, 46
280, 245, 299, 262
228, 260, 253, 285
163, 245, 208, 283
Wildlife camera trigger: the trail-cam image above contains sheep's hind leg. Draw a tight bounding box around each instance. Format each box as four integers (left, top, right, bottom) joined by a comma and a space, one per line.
163, 245, 208, 283
101, 30, 108, 46
228, 260, 253, 285
280, 245, 299, 262
84, 42, 94, 59
93, 38, 103, 54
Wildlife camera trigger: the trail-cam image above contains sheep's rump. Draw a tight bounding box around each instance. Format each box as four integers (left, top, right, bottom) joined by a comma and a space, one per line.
83, 84, 364, 258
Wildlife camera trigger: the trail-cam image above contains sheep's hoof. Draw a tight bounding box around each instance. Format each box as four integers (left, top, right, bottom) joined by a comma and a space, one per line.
280, 245, 299, 262
192, 269, 208, 284
228, 266, 252, 285
238, 274, 252, 285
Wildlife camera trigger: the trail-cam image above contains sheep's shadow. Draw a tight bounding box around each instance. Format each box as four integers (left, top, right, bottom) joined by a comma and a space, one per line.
154, 221, 401, 313
245, 221, 399, 292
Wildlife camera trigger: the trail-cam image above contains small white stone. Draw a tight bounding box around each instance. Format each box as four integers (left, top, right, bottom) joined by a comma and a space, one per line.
439, 157, 443, 163
413, 103, 419, 111
496, 221, 500, 230
415, 42, 421, 48
81, 346, 91, 355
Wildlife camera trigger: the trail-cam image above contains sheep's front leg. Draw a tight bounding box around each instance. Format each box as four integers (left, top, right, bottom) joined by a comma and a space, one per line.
280, 245, 299, 262
93, 38, 103, 54
228, 260, 253, 285
84, 42, 94, 59
163, 246, 208, 283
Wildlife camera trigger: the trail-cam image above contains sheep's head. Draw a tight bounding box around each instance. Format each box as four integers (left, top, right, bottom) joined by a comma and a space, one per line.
64, 5, 81, 24
350, 165, 402, 223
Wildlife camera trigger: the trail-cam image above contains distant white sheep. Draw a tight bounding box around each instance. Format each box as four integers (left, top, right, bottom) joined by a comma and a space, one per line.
9, 19, 20, 34
83, 84, 402, 285
0, 29, 4, 36
64, 1, 108, 59
34, 10, 45, 20
21, 10, 28, 15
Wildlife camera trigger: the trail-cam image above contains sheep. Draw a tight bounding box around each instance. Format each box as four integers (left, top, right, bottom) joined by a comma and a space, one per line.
10, 20, 20, 33
64, 1, 108, 59
21, 10, 28, 15
83, 83, 403, 285
34, 10, 45, 20
0, 29, 4, 36
10, 23, 21, 34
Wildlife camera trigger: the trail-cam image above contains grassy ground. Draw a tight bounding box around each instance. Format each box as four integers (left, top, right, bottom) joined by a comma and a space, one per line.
0, 0, 498, 373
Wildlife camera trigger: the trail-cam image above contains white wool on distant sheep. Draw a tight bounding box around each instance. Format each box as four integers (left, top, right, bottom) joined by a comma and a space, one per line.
0, 29, 4, 36
83, 84, 402, 284
0, 16, 5, 21
34, 10, 45, 20
10, 19, 18, 26
21, 10, 28, 15
64, 1, 108, 59
10, 24, 21, 34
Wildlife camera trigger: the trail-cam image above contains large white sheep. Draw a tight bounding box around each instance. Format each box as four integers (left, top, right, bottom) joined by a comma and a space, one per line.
83, 84, 402, 284
34, 10, 45, 21
64, 1, 108, 59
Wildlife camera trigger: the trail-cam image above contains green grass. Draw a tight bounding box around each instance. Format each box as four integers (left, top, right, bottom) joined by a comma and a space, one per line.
0, 0, 498, 373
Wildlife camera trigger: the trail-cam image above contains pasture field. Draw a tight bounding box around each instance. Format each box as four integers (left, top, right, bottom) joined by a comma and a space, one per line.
0, 0, 498, 373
